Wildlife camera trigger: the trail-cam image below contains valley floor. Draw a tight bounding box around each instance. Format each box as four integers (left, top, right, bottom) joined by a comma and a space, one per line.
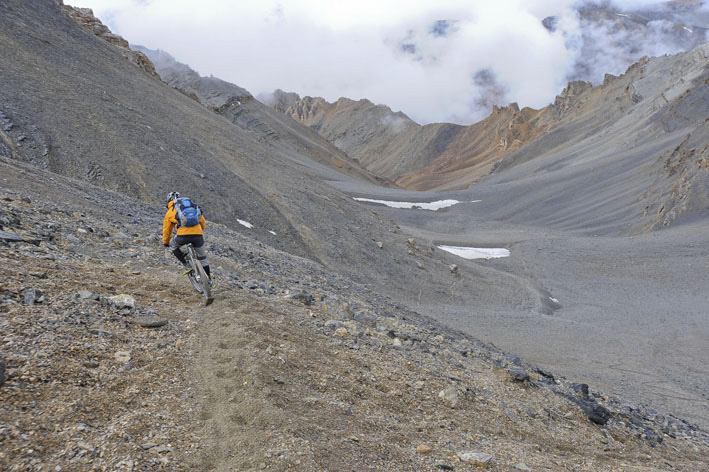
341, 180, 709, 433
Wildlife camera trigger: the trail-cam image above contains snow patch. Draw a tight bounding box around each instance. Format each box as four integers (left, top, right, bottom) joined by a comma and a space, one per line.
269, 230, 277, 236
550, 297, 559, 304
438, 245, 510, 260
353, 198, 464, 211
237, 219, 253, 229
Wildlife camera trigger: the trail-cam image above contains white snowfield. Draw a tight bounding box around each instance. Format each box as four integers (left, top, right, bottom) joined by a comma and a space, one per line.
353, 198, 466, 210
438, 245, 510, 260
237, 219, 253, 229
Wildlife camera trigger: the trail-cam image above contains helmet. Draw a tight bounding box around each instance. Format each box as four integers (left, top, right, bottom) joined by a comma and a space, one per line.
166, 191, 180, 207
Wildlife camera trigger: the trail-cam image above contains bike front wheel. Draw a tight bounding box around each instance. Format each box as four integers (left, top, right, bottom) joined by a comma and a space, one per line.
186, 245, 213, 305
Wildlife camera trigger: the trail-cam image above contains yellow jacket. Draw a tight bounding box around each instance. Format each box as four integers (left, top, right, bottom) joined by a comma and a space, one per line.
163, 200, 206, 245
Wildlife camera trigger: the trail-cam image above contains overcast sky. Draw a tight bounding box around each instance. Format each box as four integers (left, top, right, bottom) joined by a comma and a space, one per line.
68, 0, 708, 124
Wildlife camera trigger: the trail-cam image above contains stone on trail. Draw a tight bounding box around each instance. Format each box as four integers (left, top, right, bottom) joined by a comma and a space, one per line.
416, 444, 432, 454
457, 451, 493, 468
108, 294, 136, 309
133, 315, 168, 328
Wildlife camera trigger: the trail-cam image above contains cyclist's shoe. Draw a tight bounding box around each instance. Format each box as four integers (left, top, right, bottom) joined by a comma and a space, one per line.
181, 267, 194, 276
208, 277, 215, 289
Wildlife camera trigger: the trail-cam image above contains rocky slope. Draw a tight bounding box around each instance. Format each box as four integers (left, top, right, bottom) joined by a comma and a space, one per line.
2, 150, 708, 472
133, 47, 385, 188
482, 44, 709, 234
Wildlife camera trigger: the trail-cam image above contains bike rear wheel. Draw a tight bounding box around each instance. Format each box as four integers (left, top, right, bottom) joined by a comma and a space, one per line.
186, 245, 213, 305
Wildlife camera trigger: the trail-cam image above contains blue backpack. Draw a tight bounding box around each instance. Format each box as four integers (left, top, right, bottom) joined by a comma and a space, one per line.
174, 197, 202, 228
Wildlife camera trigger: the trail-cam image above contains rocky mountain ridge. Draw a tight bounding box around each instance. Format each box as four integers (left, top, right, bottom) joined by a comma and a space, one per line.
268, 45, 708, 232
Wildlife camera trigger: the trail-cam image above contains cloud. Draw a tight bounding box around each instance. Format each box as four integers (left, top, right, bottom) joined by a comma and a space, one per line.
68, 0, 707, 125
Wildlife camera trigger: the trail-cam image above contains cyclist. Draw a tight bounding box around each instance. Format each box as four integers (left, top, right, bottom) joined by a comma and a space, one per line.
162, 191, 212, 283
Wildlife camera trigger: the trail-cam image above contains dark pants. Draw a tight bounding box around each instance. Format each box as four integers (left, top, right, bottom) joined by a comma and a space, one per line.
170, 234, 208, 268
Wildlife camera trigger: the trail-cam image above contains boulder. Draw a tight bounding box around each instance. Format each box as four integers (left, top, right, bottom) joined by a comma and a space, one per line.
108, 294, 136, 309
507, 366, 530, 381
457, 451, 493, 468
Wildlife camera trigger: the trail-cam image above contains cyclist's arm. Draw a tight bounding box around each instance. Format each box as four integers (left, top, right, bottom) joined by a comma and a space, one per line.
162, 210, 175, 245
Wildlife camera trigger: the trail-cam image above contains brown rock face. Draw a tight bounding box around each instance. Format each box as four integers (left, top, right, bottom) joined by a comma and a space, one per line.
280, 97, 556, 191
59, 1, 160, 80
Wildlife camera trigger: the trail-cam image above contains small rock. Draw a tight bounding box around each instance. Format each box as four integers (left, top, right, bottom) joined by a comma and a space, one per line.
587, 403, 611, 425
140, 443, 159, 450
246, 280, 259, 290
507, 366, 530, 381
23, 288, 44, 305
449, 264, 459, 274
511, 462, 532, 471
77, 290, 98, 300
324, 320, 344, 331
0, 230, 24, 242
114, 351, 131, 363
353, 311, 377, 327
108, 294, 136, 309
412, 380, 425, 390
457, 451, 493, 468
133, 315, 168, 328
83, 360, 100, 369
416, 261, 425, 270
0, 360, 5, 387
334, 327, 348, 337
438, 387, 460, 409
392, 338, 402, 347
572, 383, 590, 398
416, 444, 432, 454
290, 290, 314, 306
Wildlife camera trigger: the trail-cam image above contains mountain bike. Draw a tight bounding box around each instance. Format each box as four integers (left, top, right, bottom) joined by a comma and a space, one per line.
182, 243, 214, 306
